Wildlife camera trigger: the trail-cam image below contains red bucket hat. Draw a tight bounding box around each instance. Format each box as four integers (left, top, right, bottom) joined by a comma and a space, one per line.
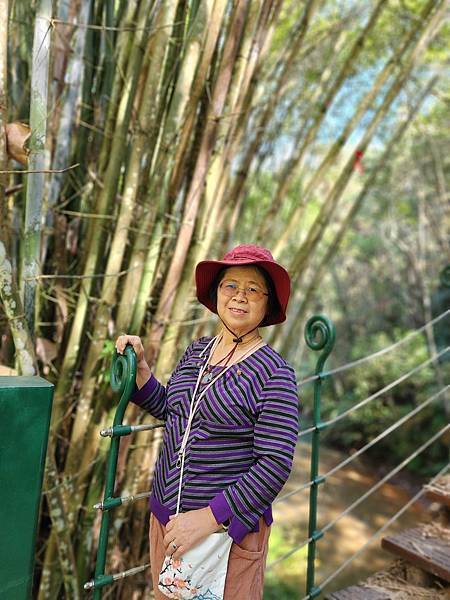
195, 244, 291, 326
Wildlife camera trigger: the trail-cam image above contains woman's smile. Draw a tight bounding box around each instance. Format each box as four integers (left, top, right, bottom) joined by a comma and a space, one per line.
229, 306, 248, 315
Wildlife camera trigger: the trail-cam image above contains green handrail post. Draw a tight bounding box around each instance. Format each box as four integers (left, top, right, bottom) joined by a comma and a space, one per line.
91, 346, 136, 599
304, 315, 336, 598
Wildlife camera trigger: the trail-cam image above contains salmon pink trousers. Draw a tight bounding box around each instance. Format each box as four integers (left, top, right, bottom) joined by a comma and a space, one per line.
149, 514, 271, 599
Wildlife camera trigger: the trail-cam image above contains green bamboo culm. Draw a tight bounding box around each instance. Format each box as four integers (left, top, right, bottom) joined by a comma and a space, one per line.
304, 315, 336, 599
89, 345, 137, 599
22, 0, 52, 334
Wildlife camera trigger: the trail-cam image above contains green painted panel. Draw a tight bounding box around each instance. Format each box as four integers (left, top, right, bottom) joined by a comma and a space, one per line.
0, 377, 54, 600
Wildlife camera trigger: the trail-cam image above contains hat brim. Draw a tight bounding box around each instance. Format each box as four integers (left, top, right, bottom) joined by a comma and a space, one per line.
195, 258, 290, 326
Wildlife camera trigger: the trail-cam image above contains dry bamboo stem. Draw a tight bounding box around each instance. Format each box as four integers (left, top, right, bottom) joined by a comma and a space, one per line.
22, 0, 53, 334
146, 0, 250, 365
0, 0, 8, 244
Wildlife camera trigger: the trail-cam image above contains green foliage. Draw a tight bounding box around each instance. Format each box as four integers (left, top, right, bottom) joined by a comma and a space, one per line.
264, 526, 307, 600
320, 332, 449, 475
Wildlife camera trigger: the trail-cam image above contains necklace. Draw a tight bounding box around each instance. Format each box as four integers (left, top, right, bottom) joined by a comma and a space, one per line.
201, 334, 263, 384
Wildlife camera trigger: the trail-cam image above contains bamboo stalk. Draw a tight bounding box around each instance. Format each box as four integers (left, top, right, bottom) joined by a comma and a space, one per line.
0, 0, 8, 245
42, 0, 92, 265
224, 0, 322, 216
154, 0, 281, 375
271, 0, 388, 256
115, 0, 181, 334
276, 78, 437, 354
67, 2, 178, 471
146, 0, 250, 364
60, 0, 155, 481
272, 0, 436, 257
22, 0, 53, 334
0, 242, 37, 374
50, 0, 151, 433
288, 0, 448, 280
38, 3, 152, 592
256, 29, 347, 242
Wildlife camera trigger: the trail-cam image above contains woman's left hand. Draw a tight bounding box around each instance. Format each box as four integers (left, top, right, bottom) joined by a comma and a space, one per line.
163, 507, 222, 559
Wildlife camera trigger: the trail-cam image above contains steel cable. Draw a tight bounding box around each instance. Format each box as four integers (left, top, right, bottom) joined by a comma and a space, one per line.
281, 386, 449, 502
297, 346, 449, 440
268, 440, 449, 572
296, 309, 450, 388
301, 461, 450, 599
321, 424, 450, 535
266, 448, 450, 576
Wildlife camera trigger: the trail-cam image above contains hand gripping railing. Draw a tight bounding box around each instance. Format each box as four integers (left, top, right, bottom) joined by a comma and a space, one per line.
84, 347, 163, 597
303, 315, 336, 600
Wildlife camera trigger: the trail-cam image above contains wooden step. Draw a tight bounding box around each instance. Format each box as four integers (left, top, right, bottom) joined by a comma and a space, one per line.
381, 524, 450, 582
424, 475, 450, 508
324, 558, 450, 600
325, 585, 391, 599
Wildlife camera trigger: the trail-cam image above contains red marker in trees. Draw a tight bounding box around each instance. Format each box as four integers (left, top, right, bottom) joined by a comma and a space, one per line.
353, 150, 364, 173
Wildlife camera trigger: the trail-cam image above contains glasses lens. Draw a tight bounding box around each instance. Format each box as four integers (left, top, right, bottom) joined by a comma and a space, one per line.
220, 282, 265, 300
220, 282, 238, 296
246, 287, 263, 300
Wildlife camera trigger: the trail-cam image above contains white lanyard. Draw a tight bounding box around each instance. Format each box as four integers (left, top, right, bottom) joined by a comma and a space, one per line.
174, 335, 265, 514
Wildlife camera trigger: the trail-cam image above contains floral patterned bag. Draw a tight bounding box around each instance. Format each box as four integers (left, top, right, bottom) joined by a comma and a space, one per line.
158, 531, 233, 599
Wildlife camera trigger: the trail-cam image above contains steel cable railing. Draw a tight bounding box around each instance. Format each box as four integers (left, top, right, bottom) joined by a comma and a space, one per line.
267, 423, 449, 570
278, 385, 449, 503
296, 309, 450, 388
299, 461, 450, 599
297, 345, 449, 440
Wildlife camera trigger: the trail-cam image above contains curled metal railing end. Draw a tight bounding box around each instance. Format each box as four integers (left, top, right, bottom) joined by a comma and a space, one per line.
304, 314, 336, 372
110, 346, 136, 395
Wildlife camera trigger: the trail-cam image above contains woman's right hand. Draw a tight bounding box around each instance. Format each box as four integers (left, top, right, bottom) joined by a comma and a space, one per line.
115, 335, 151, 389
115, 334, 145, 362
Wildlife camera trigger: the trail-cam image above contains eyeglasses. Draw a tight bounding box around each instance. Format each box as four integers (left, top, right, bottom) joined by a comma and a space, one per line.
219, 281, 268, 301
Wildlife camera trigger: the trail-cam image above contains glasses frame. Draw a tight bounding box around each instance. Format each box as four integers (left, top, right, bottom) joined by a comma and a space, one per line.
218, 280, 269, 301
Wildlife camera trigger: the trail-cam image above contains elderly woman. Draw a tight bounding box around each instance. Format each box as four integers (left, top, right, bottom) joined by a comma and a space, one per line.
115, 244, 299, 600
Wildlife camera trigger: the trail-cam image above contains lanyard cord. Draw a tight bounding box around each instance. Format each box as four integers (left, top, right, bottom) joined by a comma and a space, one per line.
175, 335, 265, 514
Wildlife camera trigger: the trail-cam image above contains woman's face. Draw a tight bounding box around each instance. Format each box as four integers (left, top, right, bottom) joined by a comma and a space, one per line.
216, 266, 269, 336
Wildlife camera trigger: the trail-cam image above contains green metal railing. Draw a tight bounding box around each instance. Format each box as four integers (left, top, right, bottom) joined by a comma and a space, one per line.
84, 346, 136, 597
304, 315, 336, 599
84, 346, 166, 597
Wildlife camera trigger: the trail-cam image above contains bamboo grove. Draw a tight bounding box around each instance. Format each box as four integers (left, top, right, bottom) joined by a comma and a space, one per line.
0, 0, 448, 597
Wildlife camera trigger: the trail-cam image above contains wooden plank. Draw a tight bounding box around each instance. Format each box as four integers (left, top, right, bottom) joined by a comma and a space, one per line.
425, 489, 450, 508
381, 526, 450, 582
424, 475, 450, 508
325, 585, 391, 600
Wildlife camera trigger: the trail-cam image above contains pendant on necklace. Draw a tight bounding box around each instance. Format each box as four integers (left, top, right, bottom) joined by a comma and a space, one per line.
203, 372, 213, 383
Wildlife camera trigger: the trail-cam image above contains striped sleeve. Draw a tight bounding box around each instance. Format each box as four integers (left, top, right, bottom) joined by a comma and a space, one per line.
209, 364, 300, 543
130, 340, 197, 420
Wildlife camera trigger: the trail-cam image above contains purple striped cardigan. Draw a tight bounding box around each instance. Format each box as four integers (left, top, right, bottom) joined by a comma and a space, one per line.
131, 336, 300, 543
